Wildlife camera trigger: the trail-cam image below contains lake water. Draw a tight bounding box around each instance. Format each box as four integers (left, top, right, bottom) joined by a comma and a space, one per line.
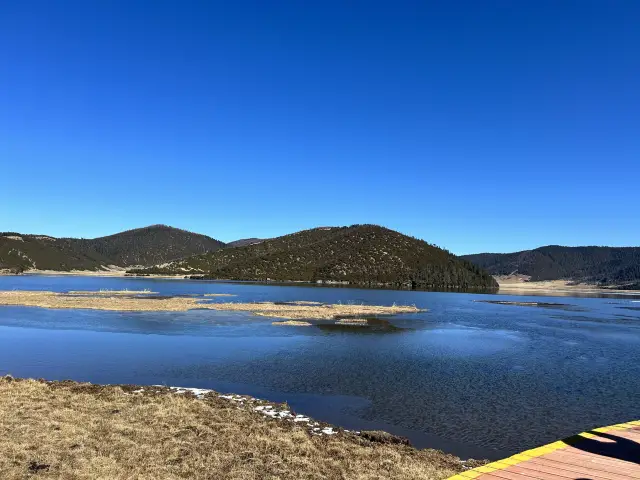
0, 275, 639, 460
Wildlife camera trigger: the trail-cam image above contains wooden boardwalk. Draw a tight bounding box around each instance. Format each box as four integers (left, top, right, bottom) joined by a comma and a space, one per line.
450, 420, 640, 480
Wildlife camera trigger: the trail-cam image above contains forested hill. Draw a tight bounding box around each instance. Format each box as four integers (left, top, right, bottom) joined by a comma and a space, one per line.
69, 225, 225, 266
462, 246, 640, 285
134, 225, 498, 290
226, 238, 265, 248
0, 234, 112, 272
0, 225, 225, 272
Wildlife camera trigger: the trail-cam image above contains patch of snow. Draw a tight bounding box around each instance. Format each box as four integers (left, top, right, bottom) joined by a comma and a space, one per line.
149, 385, 347, 437
167, 386, 213, 398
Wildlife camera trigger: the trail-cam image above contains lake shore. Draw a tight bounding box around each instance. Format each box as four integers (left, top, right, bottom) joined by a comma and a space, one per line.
0, 268, 189, 279
4, 270, 640, 297
496, 277, 640, 296
0, 376, 476, 479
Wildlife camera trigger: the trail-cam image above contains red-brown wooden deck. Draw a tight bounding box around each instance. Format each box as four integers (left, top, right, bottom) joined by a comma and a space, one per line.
449, 421, 640, 480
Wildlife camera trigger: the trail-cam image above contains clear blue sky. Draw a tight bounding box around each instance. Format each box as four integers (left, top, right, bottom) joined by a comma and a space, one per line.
1, 1, 638, 254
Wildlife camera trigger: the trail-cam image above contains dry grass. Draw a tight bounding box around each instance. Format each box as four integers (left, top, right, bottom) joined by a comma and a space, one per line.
67, 289, 157, 295
335, 318, 369, 325
0, 290, 423, 319
0, 290, 198, 312
243, 303, 421, 320
272, 320, 313, 326
0, 377, 463, 480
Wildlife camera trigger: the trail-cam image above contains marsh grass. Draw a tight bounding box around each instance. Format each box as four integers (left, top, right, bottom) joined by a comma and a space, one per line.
0, 377, 463, 479
0, 290, 423, 319
271, 320, 313, 326
67, 289, 157, 295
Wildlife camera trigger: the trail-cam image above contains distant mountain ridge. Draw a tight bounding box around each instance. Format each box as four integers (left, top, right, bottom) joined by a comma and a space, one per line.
0, 225, 225, 272
133, 224, 498, 290
462, 245, 640, 286
226, 238, 265, 248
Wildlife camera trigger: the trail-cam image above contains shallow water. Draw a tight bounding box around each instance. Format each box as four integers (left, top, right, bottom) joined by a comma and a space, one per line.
0, 275, 639, 460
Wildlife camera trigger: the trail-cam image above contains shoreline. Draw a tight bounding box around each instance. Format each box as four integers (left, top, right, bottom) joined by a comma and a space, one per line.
496, 278, 640, 297
3, 271, 640, 297
0, 376, 480, 479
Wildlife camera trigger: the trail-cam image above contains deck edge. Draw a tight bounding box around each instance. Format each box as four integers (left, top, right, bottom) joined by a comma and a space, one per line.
447, 420, 640, 480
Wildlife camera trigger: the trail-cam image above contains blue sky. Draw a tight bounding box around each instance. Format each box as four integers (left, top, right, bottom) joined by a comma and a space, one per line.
1, 1, 638, 254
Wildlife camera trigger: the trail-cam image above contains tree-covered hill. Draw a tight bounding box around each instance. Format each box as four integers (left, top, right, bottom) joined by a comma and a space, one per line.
0, 225, 225, 272
462, 245, 640, 285
68, 225, 225, 267
134, 225, 498, 290
0, 234, 111, 272
226, 238, 265, 248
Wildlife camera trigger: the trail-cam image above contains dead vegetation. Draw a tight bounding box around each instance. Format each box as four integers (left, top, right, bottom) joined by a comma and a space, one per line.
0, 290, 423, 320
67, 289, 157, 295
271, 320, 313, 326
335, 318, 369, 325
0, 377, 464, 480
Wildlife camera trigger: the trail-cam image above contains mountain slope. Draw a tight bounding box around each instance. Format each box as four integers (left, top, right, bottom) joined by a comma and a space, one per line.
226, 238, 265, 248
462, 246, 640, 285
135, 225, 498, 290
0, 225, 225, 272
0, 234, 111, 272
69, 225, 225, 266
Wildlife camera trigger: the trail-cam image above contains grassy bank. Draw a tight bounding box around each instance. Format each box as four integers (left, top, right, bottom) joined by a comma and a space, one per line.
0, 377, 470, 479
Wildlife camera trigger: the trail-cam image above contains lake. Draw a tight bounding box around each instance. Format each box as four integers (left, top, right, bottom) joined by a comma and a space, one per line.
0, 275, 639, 460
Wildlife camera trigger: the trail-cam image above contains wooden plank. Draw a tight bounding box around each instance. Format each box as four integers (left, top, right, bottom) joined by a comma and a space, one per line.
562, 444, 640, 469
499, 465, 577, 480
478, 475, 525, 480
526, 457, 638, 480
544, 450, 640, 477
549, 449, 640, 473
515, 458, 636, 480
608, 430, 640, 441
484, 468, 544, 480
448, 421, 640, 480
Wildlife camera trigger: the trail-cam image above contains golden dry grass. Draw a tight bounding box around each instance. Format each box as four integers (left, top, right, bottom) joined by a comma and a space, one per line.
0, 377, 463, 480
0, 290, 198, 312
0, 290, 422, 320
271, 320, 313, 326
335, 318, 369, 325
244, 303, 421, 320
67, 289, 157, 295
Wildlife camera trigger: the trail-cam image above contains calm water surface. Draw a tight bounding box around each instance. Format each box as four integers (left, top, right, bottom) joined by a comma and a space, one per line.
0, 275, 639, 460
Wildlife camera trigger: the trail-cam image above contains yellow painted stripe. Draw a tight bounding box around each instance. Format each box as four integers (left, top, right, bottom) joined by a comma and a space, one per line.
446, 419, 640, 480
459, 470, 483, 479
